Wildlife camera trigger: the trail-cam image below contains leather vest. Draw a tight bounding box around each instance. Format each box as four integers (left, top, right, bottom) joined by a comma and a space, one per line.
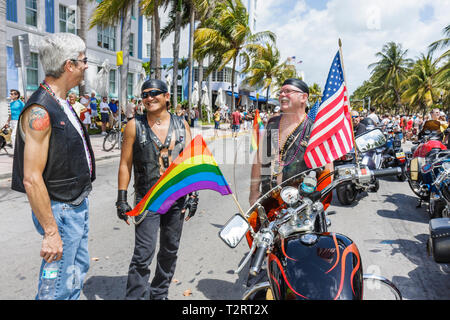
260, 115, 313, 194
11, 86, 96, 204
133, 113, 186, 202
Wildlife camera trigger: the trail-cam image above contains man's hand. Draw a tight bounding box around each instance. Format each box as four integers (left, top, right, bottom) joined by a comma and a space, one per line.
116, 190, 131, 225
41, 230, 63, 263
182, 192, 199, 221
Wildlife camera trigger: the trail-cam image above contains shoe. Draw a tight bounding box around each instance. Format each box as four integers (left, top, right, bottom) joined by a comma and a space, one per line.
101, 132, 107, 136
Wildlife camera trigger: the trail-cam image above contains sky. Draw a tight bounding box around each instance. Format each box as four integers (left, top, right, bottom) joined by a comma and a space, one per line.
254, 0, 450, 95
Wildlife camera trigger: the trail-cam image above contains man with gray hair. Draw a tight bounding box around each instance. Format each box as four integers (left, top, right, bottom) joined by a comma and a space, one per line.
11, 33, 95, 300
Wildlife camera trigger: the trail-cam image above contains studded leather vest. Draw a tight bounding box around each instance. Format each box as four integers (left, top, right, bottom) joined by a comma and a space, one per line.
133, 113, 186, 202
260, 115, 313, 194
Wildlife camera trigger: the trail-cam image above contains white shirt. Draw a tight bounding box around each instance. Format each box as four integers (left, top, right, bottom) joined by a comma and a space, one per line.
100, 101, 110, 113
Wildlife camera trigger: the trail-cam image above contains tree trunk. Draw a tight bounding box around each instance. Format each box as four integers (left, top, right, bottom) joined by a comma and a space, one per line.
172, 0, 182, 109
231, 56, 236, 112
120, 6, 131, 113
153, 5, 161, 79
187, 6, 195, 114
150, 15, 155, 79
198, 58, 203, 119
0, 0, 7, 124
77, 0, 88, 95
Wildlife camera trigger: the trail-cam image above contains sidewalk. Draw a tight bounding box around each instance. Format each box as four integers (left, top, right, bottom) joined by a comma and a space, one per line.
0, 123, 248, 180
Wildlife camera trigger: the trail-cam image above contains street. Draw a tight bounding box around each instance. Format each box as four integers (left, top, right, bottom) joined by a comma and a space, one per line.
0, 133, 449, 300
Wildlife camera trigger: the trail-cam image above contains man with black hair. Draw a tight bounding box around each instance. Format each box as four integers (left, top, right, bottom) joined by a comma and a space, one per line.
116, 79, 198, 300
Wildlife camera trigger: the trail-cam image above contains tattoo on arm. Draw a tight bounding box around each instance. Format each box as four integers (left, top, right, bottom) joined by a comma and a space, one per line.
28, 107, 50, 131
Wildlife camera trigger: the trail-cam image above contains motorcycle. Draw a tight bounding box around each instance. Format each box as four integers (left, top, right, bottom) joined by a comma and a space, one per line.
406, 120, 448, 211
335, 129, 385, 205
219, 129, 403, 300
381, 123, 407, 181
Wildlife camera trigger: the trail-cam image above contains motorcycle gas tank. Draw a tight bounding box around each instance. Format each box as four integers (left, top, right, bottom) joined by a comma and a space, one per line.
413, 140, 447, 158
268, 232, 363, 300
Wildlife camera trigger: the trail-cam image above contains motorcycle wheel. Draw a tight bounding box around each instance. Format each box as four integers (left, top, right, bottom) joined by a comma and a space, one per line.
428, 195, 445, 219
408, 179, 424, 198
336, 183, 357, 205
369, 179, 379, 192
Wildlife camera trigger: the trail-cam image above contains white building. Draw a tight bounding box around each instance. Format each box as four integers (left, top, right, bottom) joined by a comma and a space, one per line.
5, 0, 145, 100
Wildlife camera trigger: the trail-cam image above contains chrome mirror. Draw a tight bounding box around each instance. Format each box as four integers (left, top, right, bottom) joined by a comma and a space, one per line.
355, 128, 386, 152
219, 214, 250, 248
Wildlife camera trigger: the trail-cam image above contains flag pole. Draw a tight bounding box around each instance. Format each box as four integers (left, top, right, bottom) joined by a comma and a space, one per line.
231, 193, 246, 216
338, 39, 359, 163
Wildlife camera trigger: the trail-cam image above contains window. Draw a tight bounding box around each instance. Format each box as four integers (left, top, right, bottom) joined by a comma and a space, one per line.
6, 0, 18, 22
127, 73, 134, 98
146, 44, 151, 58
97, 25, 117, 51
26, 0, 38, 27
59, 5, 76, 34
27, 52, 39, 91
109, 69, 116, 96
147, 18, 151, 32
129, 33, 134, 57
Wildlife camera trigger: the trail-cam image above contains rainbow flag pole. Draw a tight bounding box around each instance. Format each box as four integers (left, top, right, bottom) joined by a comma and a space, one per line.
126, 135, 245, 217
250, 109, 264, 152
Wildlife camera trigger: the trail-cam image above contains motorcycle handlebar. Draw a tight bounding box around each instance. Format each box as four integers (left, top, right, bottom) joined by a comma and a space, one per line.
371, 167, 402, 178
249, 244, 267, 276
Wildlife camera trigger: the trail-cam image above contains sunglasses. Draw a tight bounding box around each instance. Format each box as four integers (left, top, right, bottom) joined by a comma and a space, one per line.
352, 116, 359, 118
71, 57, 88, 64
141, 90, 166, 99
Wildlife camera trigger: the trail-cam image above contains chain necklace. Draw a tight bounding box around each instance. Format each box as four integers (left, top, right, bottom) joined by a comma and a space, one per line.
273, 114, 308, 175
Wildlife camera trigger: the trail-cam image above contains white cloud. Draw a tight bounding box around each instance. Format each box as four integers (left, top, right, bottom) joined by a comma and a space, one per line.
256, 0, 450, 94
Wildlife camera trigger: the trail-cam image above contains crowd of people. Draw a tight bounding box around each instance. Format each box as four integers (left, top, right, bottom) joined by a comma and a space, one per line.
352, 106, 449, 145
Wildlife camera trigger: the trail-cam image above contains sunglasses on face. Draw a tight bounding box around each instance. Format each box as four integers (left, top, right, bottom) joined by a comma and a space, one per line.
71, 57, 88, 64
141, 90, 166, 99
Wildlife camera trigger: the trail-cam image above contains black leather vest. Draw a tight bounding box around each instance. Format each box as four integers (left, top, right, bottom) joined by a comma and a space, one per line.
261, 115, 313, 194
133, 113, 186, 202
11, 86, 96, 204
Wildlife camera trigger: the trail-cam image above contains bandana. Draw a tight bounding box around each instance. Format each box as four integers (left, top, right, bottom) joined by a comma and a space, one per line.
141, 79, 168, 93
282, 78, 309, 95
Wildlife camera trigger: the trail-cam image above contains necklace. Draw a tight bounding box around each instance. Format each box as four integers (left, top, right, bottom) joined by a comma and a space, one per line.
273, 114, 308, 175
155, 117, 162, 125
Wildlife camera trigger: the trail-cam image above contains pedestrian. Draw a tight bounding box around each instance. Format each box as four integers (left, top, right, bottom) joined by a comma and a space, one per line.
79, 93, 91, 131
249, 78, 333, 206
231, 108, 242, 139
351, 110, 366, 136
6, 89, 25, 152
67, 92, 84, 118
367, 106, 380, 125
116, 79, 198, 300
99, 96, 110, 135
11, 32, 95, 300
213, 108, 221, 137
89, 91, 98, 129
126, 98, 136, 121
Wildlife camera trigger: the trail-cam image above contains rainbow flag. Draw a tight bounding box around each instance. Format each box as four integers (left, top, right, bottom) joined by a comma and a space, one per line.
126, 135, 232, 216
250, 109, 264, 152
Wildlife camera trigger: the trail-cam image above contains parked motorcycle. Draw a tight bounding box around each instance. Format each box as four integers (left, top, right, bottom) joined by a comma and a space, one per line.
381, 123, 407, 181
406, 120, 448, 212
335, 129, 386, 205
219, 129, 403, 300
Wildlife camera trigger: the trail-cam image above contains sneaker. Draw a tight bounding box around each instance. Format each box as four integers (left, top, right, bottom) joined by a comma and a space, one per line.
101, 132, 107, 136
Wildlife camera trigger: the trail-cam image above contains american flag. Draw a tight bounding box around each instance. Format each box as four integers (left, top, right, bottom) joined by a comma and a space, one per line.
304, 51, 353, 168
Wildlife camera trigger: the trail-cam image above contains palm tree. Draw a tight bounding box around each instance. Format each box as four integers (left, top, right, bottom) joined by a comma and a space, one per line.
368, 42, 413, 113
0, 0, 7, 124
429, 24, 450, 63
241, 42, 283, 104
77, 0, 91, 95
401, 53, 443, 115
308, 83, 322, 105
140, 0, 171, 80
194, 0, 275, 112
90, 0, 134, 111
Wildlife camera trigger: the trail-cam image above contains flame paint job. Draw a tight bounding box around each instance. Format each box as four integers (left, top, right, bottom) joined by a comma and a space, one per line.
267, 232, 363, 300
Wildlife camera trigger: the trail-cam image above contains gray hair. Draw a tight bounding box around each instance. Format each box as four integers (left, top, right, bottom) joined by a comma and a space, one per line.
39, 33, 86, 78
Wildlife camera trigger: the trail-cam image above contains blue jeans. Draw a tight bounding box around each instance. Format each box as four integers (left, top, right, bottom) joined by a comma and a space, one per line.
32, 198, 90, 300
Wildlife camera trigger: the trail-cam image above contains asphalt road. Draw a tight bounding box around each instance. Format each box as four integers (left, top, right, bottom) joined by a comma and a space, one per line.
0, 135, 448, 300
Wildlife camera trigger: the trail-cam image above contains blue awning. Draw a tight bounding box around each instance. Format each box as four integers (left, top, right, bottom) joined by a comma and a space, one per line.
225, 90, 239, 98
249, 95, 267, 102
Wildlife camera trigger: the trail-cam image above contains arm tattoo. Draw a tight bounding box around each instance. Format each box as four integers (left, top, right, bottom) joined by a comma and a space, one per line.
28, 107, 50, 131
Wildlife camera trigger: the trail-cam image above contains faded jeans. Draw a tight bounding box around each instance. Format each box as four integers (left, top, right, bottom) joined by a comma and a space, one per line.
32, 198, 90, 300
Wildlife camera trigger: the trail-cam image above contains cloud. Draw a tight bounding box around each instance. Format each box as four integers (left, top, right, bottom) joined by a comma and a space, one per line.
255, 0, 450, 94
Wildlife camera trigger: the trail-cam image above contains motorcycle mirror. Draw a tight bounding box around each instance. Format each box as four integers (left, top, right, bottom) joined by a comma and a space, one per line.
355, 128, 387, 153
218, 214, 250, 248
